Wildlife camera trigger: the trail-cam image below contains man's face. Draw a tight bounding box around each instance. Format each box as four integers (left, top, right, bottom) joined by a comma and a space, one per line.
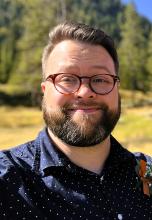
41, 40, 121, 147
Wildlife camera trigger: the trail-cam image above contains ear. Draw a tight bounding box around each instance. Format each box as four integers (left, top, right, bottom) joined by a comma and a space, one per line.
41, 82, 46, 93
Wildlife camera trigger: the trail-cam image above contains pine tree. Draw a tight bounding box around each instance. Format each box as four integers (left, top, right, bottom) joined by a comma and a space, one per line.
0, 0, 23, 83
118, 3, 148, 92
146, 29, 152, 91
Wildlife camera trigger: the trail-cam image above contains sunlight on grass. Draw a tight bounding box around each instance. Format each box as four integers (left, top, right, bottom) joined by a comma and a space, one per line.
0, 106, 43, 128
113, 107, 152, 154
0, 106, 44, 149
0, 126, 43, 149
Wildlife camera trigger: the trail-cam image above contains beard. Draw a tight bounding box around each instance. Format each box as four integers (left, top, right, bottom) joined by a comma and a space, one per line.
42, 96, 121, 147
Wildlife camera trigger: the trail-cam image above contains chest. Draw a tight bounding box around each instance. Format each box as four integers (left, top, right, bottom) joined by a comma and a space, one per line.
26, 168, 152, 219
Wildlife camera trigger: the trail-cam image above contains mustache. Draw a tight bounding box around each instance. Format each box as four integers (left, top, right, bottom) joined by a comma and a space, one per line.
62, 101, 108, 111
42, 97, 108, 114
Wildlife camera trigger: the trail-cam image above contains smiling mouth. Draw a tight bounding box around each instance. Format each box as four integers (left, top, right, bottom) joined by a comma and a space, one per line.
68, 107, 101, 114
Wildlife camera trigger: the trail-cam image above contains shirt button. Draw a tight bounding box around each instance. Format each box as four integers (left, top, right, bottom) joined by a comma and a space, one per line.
100, 176, 104, 183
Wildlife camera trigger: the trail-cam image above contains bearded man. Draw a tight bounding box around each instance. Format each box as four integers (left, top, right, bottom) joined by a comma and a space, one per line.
0, 22, 152, 220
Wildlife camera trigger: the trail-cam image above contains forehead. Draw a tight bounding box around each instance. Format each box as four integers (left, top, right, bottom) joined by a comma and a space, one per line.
44, 40, 115, 76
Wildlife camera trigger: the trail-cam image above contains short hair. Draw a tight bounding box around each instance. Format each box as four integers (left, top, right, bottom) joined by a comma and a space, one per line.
42, 21, 119, 78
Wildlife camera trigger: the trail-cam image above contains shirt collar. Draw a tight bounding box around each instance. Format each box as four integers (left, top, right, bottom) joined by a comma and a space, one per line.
37, 128, 65, 171
104, 136, 135, 170
35, 128, 135, 176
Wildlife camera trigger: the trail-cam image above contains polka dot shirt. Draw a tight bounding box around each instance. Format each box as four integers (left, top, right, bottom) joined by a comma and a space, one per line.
0, 128, 152, 219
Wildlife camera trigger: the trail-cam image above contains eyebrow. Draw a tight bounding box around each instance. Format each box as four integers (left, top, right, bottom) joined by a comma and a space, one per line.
90, 65, 113, 74
55, 64, 79, 72
55, 64, 114, 75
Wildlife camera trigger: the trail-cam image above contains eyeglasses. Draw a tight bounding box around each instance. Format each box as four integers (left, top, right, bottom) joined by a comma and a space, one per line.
45, 73, 120, 95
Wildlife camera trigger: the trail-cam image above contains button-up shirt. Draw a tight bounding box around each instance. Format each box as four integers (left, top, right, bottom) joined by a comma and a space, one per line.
0, 128, 152, 220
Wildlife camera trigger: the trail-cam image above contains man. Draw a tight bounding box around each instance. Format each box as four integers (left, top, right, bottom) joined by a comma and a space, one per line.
0, 22, 152, 220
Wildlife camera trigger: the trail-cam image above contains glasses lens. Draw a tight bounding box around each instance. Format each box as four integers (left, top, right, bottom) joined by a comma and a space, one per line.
91, 75, 114, 94
55, 74, 79, 94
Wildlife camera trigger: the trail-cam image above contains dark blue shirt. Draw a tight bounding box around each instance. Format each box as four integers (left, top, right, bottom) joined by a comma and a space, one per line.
0, 128, 152, 220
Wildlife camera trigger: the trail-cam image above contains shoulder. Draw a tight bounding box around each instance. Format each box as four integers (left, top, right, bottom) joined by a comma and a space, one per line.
0, 140, 37, 179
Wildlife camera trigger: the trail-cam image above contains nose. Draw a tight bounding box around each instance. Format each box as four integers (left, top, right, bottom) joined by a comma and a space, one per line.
75, 81, 96, 99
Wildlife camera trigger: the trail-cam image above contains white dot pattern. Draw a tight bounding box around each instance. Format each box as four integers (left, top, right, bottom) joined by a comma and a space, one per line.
0, 129, 152, 219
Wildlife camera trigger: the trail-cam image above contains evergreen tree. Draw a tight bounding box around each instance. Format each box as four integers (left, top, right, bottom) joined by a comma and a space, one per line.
146, 29, 152, 91
0, 0, 23, 83
118, 3, 148, 92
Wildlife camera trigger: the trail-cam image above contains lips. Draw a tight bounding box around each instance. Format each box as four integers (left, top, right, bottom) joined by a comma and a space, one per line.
68, 106, 101, 113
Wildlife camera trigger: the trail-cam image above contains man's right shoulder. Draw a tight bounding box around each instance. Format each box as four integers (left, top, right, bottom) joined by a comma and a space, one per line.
0, 140, 37, 178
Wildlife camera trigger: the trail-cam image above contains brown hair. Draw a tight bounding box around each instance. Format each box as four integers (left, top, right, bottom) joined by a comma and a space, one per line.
42, 21, 119, 78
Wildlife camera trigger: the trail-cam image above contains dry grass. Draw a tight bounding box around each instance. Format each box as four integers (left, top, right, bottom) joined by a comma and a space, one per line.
0, 106, 43, 149
113, 106, 152, 155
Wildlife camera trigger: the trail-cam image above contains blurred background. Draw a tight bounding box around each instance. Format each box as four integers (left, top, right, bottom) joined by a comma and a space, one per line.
0, 0, 152, 154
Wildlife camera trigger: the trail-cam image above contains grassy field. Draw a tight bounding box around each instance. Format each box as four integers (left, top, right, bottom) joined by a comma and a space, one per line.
0, 105, 152, 155
113, 107, 152, 154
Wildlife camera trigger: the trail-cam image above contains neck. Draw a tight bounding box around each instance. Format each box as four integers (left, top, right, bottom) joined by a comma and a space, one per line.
48, 128, 111, 174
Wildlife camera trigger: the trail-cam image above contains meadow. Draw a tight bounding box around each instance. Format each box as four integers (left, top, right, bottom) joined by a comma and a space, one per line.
0, 103, 152, 155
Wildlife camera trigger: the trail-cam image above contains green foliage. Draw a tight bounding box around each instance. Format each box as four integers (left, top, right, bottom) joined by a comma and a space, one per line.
63, 0, 123, 40
118, 3, 149, 92
0, 0, 23, 83
0, 0, 152, 106
146, 29, 152, 91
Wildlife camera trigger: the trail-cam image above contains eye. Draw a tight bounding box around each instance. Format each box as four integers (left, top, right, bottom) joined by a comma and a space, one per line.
93, 78, 105, 83
92, 76, 111, 84
62, 77, 73, 81
61, 76, 76, 83
56, 74, 78, 86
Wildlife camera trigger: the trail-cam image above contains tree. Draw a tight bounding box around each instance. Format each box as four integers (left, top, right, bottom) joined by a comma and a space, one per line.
118, 3, 148, 92
0, 0, 23, 83
146, 29, 152, 91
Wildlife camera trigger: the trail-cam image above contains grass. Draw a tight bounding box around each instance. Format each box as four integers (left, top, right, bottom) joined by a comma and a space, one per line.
0, 106, 43, 149
0, 105, 152, 155
112, 107, 152, 154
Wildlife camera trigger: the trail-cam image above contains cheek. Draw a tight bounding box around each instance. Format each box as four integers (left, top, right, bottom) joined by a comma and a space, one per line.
110, 92, 120, 109
101, 90, 119, 109
44, 86, 71, 107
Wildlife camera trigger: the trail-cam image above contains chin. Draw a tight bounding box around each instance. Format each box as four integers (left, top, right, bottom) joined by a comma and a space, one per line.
72, 112, 101, 125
